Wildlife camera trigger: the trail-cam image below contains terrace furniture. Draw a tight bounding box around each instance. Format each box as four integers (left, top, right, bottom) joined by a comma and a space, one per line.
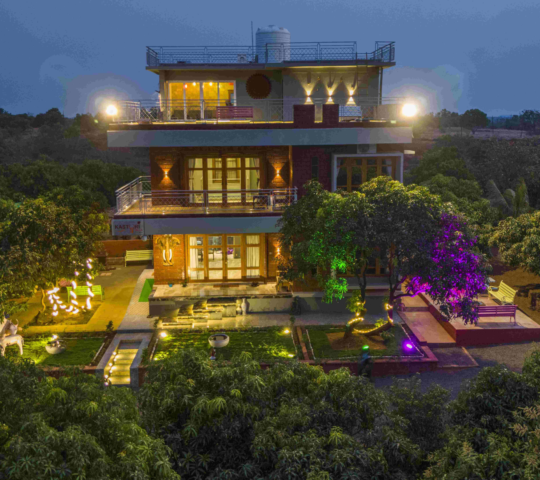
273, 194, 290, 210
477, 304, 518, 325
488, 280, 517, 305
252, 194, 267, 210
67, 285, 104, 301
216, 106, 254, 120
125, 250, 153, 267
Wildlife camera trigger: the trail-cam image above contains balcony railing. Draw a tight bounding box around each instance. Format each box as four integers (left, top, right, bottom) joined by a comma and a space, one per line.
116, 177, 297, 215
146, 41, 395, 66
111, 97, 407, 124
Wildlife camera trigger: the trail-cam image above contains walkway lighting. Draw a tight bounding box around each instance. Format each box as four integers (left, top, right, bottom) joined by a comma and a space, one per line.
402, 104, 417, 117
160, 331, 167, 338
106, 105, 118, 116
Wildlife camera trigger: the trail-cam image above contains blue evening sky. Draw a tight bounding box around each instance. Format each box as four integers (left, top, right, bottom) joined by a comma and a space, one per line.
0, 0, 538, 117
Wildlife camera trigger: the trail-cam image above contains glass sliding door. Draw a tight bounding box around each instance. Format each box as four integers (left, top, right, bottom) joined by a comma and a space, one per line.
336, 157, 398, 192
186, 234, 262, 281
168, 81, 235, 121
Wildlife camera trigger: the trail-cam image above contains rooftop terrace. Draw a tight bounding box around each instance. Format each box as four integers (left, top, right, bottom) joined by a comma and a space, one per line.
146, 41, 395, 69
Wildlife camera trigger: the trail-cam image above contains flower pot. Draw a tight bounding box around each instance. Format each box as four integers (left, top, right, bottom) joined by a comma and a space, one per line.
208, 334, 229, 348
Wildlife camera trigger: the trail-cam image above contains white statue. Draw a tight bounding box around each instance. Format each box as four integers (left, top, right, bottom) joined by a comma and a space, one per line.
0, 335, 24, 356
0, 315, 24, 356
241, 298, 248, 316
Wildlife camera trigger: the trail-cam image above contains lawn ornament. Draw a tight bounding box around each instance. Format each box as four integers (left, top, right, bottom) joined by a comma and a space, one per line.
241, 298, 248, 315
208, 334, 230, 348
0, 315, 18, 337
0, 334, 24, 356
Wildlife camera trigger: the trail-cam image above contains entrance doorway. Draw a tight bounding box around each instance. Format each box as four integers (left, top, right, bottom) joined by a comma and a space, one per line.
187, 234, 261, 281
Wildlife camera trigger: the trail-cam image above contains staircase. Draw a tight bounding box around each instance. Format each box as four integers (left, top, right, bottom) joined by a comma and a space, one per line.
165, 298, 239, 327
106, 342, 140, 387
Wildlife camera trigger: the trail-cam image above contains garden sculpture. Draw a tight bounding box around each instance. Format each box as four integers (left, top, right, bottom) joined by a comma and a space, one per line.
241, 298, 248, 315
156, 234, 182, 267
0, 315, 24, 356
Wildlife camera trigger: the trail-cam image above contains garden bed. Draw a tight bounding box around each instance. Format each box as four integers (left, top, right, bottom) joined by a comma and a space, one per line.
26, 304, 100, 326
4, 335, 106, 367
154, 327, 299, 362
304, 324, 421, 360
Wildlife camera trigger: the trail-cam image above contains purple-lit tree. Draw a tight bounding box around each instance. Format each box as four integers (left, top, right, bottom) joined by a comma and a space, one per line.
358, 177, 489, 324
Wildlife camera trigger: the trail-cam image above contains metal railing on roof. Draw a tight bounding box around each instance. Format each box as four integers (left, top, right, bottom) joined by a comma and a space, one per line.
146, 41, 395, 66
110, 96, 407, 123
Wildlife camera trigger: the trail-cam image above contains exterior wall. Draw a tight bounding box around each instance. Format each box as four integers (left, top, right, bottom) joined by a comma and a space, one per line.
267, 233, 281, 279
108, 127, 413, 148
153, 234, 186, 285
282, 67, 380, 101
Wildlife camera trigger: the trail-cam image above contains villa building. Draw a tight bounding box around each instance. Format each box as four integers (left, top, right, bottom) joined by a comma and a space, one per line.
108, 26, 415, 312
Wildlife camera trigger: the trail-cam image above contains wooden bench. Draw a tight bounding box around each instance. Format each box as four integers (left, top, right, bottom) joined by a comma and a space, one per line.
216, 106, 254, 120
477, 305, 518, 324
67, 285, 104, 301
488, 280, 517, 305
125, 250, 153, 267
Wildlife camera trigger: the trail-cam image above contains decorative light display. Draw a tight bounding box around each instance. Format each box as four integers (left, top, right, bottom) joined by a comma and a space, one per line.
46, 258, 95, 318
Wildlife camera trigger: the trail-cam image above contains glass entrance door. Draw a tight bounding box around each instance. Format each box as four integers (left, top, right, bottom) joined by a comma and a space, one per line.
187, 234, 261, 281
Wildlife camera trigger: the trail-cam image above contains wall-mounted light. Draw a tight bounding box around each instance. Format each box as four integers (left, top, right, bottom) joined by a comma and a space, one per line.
276, 169, 281, 177
184, 84, 188, 88
106, 105, 118, 116
192, 82, 196, 86
209, 82, 213, 86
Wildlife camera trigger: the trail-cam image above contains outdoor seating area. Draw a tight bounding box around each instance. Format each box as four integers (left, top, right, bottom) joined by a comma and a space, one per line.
488, 280, 517, 304
125, 250, 153, 266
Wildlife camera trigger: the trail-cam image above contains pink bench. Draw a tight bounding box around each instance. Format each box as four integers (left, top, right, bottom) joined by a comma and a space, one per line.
477, 305, 517, 324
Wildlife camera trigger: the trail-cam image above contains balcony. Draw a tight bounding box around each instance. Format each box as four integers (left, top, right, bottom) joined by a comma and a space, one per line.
146, 41, 395, 67
110, 96, 408, 124
116, 177, 297, 216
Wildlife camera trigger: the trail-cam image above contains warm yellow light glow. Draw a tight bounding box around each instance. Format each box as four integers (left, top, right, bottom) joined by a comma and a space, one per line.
192, 82, 196, 86
184, 84, 188, 88
70, 291, 77, 298
86, 298, 92, 310
349, 90, 354, 96
209, 82, 213, 86
71, 281, 76, 289
60, 305, 66, 309
160, 331, 167, 338
284, 329, 290, 334
52, 335, 58, 340
74, 271, 79, 276
73, 308, 79, 314
402, 104, 418, 117
88, 291, 95, 298
52, 311, 58, 317
106, 105, 118, 116
288, 354, 294, 358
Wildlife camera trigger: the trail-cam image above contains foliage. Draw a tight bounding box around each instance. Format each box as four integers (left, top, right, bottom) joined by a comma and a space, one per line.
0, 198, 108, 315
490, 211, 540, 276
410, 147, 475, 184
460, 109, 489, 131
139, 349, 426, 479
486, 178, 530, 218
0, 157, 142, 208
0, 356, 178, 479
279, 178, 488, 324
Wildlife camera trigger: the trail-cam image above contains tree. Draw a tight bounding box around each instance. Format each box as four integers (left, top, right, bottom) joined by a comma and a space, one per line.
139, 349, 449, 479
411, 147, 475, 185
436, 109, 461, 130
0, 356, 179, 479
279, 178, 488, 324
490, 211, 540, 277
461, 109, 489, 132
486, 178, 530, 218
0, 198, 108, 315
32, 107, 64, 128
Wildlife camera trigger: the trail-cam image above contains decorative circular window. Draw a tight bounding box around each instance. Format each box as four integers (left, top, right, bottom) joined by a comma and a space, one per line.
246, 74, 272, 99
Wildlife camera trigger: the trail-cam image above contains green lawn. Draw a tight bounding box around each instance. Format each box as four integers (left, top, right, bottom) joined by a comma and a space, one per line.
305, 325, 420, 360
139, 279, 155, 302
4, 337, 104, 366
155, 327, 298, 362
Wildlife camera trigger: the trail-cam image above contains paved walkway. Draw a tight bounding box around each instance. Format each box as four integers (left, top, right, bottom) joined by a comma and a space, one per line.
118, 268, 154, 331
23, 265, 148, 334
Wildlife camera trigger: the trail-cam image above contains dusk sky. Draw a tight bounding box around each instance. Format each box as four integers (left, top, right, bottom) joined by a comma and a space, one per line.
1, 0, 538, 118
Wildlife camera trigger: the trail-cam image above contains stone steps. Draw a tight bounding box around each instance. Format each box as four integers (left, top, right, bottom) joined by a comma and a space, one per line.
107, 347, 138, 387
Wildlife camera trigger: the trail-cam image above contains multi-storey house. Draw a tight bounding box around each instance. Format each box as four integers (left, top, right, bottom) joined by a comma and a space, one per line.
108, 25, 415, 314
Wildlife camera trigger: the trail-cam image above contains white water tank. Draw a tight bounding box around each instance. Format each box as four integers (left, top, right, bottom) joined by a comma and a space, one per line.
256, 25, 290, 63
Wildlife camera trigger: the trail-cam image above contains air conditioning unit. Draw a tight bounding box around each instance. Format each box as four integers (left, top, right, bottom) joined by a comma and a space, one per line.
237, 54, 248, 63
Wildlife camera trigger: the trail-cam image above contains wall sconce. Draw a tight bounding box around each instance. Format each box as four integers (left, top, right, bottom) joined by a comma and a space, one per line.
276, 169, 281, 177
164, 170, 169, 178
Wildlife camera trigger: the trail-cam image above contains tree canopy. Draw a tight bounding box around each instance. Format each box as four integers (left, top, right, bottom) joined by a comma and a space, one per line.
278, 177, 488, 324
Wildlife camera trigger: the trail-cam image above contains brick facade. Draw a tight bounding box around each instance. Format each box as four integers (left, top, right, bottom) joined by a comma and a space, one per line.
153, 234, 185, 285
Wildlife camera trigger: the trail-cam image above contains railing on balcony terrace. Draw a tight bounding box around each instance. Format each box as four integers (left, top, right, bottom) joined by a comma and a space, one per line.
146, 41, 394, 66
116, 177, 298, 215
111, 96, 407, 123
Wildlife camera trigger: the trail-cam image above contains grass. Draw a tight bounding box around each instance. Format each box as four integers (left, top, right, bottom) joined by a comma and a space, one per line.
27, 305, 98, 326
154, 327, 298, 362
139, 279, 155, 303
305, 324, 419, 360
4, 337, 104, 366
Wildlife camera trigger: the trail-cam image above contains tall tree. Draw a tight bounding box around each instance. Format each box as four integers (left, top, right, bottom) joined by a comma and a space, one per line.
0, 198, 108, 315
461, 109, 489, 131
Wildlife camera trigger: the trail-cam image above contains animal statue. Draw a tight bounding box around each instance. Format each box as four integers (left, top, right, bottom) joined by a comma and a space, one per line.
0, 334, 24, 356
0, 316, 18, 337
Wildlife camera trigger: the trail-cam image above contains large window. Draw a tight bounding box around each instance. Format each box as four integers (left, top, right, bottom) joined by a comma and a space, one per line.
169, 81, 236, 121
188, 156, 261, 204
187, 234, 261, 281
336, 156, 398, 192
